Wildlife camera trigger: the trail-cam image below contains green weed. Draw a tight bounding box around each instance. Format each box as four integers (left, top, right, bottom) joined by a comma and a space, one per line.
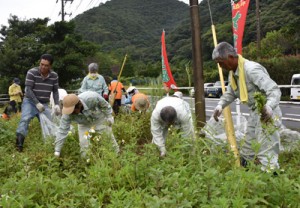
0, 110, 300, 207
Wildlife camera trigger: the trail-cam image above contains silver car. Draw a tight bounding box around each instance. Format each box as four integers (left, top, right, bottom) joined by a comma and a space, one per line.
190, 82, 214, 97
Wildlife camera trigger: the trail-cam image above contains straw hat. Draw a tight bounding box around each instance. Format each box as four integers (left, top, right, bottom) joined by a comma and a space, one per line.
134, 98, 148, 111
62, 94, 79, 115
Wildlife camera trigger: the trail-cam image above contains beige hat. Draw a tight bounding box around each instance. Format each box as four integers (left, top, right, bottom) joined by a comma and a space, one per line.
134, 98, 148, 111
62, 94, 79, 115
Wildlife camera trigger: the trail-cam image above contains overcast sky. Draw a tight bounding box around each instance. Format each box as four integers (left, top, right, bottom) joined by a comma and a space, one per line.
0, 0, 190, 27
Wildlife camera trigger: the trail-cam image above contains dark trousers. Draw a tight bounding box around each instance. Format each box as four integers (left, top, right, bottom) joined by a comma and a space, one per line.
113, 99, 122, 115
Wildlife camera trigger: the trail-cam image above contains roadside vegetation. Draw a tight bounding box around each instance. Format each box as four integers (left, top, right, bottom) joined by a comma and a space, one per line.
1, 110, 300, 207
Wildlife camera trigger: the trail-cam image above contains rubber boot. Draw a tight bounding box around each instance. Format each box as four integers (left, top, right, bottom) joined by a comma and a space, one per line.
240, 157, 248, 168
16, 133, 25, 152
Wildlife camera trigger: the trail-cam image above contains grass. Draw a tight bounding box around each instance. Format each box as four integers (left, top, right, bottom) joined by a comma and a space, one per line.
0, 110, 300, 207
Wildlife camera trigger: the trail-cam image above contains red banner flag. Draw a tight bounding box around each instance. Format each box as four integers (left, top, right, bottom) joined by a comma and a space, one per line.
231, 0, 250, 54
161, 30, 177, 90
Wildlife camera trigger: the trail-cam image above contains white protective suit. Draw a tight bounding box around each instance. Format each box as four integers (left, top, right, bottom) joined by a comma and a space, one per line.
55, 91, 119, 156
217, 59, 282, 171
151, 96, 195, 154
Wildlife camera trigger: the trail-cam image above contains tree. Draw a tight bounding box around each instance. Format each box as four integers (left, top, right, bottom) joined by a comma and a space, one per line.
0, 17, 99, 91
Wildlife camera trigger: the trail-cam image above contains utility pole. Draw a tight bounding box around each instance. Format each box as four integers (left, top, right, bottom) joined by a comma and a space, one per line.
57, 0, 74, 21
189, 0, 206, 129
256, 0, 261, 57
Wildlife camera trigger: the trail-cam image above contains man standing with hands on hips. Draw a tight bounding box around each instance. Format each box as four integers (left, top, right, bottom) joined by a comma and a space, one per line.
211, 42, 282, 172
16, 54, 60, 152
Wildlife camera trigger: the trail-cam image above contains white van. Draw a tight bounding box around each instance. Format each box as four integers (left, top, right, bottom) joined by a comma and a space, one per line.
290, 74, 300, 101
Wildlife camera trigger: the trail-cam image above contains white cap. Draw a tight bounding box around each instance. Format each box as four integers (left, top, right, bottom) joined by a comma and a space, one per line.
126, 86, 136, 93
173, 91, 183, 99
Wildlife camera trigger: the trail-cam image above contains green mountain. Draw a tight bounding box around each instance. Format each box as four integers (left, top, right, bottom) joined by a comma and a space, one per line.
74, 0, 189, 60
74, 0, 298, 63
73, 0, 299, 86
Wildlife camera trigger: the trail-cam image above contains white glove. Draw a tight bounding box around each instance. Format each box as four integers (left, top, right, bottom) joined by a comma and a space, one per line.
213, 105, 223, 121
107, 116, 114, 126
54, 105, 61, 116
36, 103, 45, 112
261, 105, 273, 123
159, 146, 166, 157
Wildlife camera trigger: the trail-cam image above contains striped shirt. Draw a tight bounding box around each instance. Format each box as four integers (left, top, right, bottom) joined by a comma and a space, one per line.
25, 67, 59, 104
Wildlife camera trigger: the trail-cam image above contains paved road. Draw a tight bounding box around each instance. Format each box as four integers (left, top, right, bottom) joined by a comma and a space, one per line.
183, 97, 300, 131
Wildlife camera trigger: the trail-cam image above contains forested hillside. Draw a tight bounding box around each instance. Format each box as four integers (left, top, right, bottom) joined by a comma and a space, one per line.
0, 0, 299, 91
74, 0, 299, 62
74, 0, 189, 60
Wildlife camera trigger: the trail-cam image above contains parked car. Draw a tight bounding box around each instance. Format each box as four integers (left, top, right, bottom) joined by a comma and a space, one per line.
204, 83, 214, 97
189, 82, 215, 97
290, 74, 300, 101
207, 81, 229, 98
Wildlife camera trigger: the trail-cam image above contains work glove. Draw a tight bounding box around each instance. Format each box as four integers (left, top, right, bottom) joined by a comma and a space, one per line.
107, 116, 114, 126
159, 146, 167, 157
213, 105, 223, 122
54, 105, 61, 116
103, 94, 109, 101
36, 103, 45, 112
261, 105, 273, 123
14, 91, 22, 95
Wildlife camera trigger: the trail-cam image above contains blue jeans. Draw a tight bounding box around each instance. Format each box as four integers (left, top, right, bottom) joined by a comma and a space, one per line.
16, 98, 51, 137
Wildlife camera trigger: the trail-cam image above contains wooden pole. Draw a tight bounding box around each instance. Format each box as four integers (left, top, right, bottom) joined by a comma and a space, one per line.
189, 0, 206, 129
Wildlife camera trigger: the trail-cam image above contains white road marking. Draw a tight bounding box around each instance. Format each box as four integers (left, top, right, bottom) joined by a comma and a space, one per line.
285, 113, 300, 117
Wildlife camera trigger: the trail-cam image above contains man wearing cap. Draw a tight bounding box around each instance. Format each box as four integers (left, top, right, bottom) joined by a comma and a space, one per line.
15, 54, 61, 152
124, 86, 150, 112
8, 77, 23, 112
79, 63, 109, 101
151, 96, 195, 157
131, 93, 150, 112
54, 91, 119, 157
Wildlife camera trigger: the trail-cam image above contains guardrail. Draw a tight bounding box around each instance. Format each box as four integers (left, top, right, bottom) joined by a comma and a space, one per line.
0, 94, 10, 106
1, 85, 299, 106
